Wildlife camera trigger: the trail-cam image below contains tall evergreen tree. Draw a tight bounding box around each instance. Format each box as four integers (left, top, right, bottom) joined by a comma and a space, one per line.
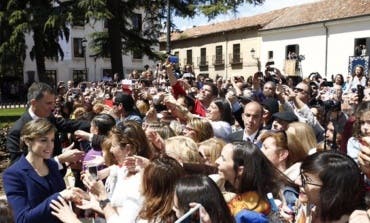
80, 0, 264, 78
2, 0, 81, 82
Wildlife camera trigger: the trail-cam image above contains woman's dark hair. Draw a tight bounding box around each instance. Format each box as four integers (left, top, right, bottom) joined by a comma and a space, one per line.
114, 92, 140, 115
117, 121, 153, 159
60, 101, 74, 119
91, 114, 116, 135
139, 156, 184, 222
300, 151, 365, 221
354, 65, 364, 77
175, 175, 235, 223
334, 74, 344, 86
231, 141, 296, 200
212, 97, 235, 125
352, 101, 370, 138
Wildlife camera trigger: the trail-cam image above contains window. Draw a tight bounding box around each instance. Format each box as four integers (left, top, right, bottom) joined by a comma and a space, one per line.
73, 38, 85, 58
45, 70, 57, 88
73, 70, 87, 84
286, 44, 299, 59
102, 69, 112, 80
232, 44, 241, 63
268, 51, 274, 60
103, 19, 109, 29
354, 38, 369, 56
215, 45, 223, 64
71, 14, 85, 27
233, 44, 240, 60
200, 48, 207, 65
132, 49, 143, 59
186, 49, 192, 65
132, 13, 142, 32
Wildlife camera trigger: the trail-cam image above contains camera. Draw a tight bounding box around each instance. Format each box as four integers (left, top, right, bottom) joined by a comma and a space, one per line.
358, 84, 365, 103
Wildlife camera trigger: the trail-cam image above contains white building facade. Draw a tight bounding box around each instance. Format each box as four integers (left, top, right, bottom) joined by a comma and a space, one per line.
260, 15, 370, 78
23, 18, 157, 86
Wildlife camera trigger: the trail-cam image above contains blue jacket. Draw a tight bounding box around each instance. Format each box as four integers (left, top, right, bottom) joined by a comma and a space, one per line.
235, 210, 268, 223
3, 156, 66, 223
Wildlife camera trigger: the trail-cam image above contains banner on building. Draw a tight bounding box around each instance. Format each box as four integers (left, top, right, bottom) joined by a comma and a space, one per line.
284, 60, 297, 76
349, 56, 369, 77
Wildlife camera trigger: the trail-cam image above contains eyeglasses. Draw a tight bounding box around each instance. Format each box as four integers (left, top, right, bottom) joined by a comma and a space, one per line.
300, 171, 323, 187
294, 87, 307, 94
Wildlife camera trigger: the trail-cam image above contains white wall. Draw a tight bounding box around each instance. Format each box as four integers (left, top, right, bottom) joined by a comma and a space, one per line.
327, 17, 370, 77
261, 16, 370, 79
261, 24, 327, 78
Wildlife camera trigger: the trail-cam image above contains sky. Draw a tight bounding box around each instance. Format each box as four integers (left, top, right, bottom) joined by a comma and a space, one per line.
173, 0, 321, 30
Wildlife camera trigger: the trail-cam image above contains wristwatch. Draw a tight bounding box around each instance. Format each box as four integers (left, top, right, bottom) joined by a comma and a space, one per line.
99, 198, 110, 209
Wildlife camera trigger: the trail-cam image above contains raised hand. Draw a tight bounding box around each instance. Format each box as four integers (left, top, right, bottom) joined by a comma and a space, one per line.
58, 144, 85, 164
50, 196, 80, 223
83, 154, 105, 167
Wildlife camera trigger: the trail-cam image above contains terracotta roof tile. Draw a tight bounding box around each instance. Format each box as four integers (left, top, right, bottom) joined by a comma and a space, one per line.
159, 8, 286, 42
262, 0, 370, 30
161, 0, 370, 42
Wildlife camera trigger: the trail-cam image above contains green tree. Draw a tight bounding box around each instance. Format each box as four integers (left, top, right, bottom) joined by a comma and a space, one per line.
1, 0, 82, 82
0, 0, 26, 78
80, 0, 264, 78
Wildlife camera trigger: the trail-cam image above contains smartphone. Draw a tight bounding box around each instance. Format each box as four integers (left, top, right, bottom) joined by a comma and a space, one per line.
358, 85, 365, 103
174, 203, 202, 223
88, 166, 98, 180
169, 56, 179, 64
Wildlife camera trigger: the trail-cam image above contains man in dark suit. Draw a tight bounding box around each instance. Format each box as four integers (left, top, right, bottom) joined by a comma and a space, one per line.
6, 82, 90, 166
229, 101, 263, 144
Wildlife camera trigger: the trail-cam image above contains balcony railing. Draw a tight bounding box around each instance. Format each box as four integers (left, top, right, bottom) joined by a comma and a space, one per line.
229, 54, 243, 65
212, 55, 225, 66
197, 56, 209, 67
183, 58, 193, 65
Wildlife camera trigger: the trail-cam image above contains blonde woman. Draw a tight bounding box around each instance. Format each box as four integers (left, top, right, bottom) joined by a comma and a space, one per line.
165, 136, 203, 164
183, 118, 214, 143
286, 122, 317, 155
198, 138, 226, 166
284, 122, 316, 181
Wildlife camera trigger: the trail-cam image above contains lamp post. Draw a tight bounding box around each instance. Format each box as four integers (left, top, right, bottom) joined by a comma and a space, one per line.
81, 38, 88, 80
166, 0, 171, 54
250, 48, 261, 72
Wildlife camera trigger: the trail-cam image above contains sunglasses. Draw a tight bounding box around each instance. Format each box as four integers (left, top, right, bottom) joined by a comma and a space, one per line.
294, 87, 307, 94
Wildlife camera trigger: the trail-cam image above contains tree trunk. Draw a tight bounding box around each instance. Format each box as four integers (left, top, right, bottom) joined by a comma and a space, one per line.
107, 0, 124, 78
33, 27, 46, 83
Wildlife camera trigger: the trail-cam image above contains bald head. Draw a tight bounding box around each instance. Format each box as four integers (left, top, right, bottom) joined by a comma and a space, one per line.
243, 101, 263, 135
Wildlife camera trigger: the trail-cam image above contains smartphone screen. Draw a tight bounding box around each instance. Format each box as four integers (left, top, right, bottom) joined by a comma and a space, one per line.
174, 204, 201, 223
88, 166, 98, 180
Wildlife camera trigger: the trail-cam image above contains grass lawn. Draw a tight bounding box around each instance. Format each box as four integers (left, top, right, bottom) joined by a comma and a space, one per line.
0, 108, 25, 128
0, 107, 25, 116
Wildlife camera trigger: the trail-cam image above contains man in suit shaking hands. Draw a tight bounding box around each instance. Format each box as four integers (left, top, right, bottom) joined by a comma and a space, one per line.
6, 82, 89, 167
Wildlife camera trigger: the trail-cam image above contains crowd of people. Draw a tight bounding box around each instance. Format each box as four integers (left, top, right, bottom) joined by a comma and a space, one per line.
2, 59, 370, 223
